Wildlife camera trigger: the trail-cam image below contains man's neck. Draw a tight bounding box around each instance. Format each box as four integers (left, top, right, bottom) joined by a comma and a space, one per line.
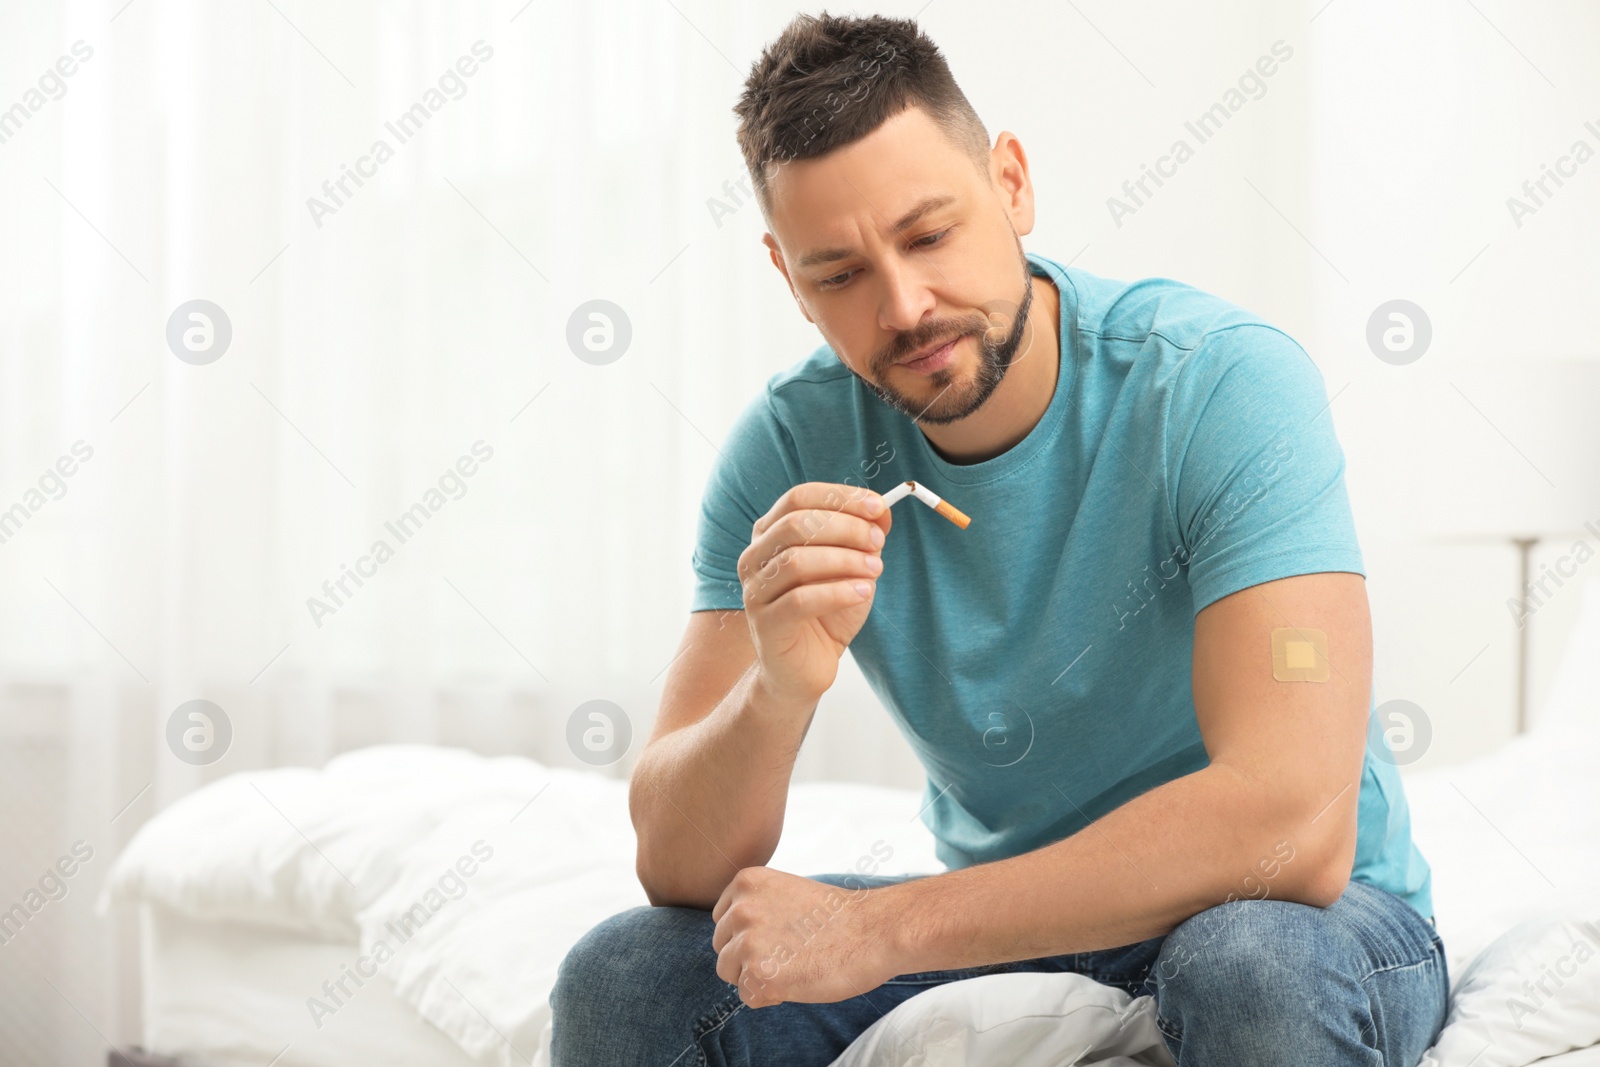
918, 274, 1061, 466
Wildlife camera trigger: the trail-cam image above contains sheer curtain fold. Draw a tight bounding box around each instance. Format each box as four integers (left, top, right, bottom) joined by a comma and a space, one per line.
2, 0, 750, 786
1, 3, 769, 1056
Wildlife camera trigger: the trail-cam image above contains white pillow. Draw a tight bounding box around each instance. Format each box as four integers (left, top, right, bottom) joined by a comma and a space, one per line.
1420, 908, 1600, 1067
827, 971, 1176, 1067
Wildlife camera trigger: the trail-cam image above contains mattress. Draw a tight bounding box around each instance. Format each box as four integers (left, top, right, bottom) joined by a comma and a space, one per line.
140, 894, 1600, 1067
140, 902, 479, 1067
112, 737, 1600, 1067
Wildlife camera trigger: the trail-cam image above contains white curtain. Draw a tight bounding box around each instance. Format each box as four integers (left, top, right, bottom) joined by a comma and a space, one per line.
2, 0, 726, 1057
3, 2, 931, 1056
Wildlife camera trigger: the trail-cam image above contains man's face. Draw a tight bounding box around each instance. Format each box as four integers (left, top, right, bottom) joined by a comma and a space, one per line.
763, 106, 1036, 426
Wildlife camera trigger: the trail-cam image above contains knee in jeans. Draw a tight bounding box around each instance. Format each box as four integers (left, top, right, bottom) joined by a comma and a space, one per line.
552, 905, 710, 1017
1153, 898, 1326, 1008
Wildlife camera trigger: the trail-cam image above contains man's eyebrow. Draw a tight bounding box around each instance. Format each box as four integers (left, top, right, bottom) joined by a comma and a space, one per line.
796, 194, 957, 270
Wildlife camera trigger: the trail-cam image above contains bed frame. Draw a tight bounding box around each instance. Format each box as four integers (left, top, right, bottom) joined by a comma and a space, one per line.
110, 1050, 186, 1067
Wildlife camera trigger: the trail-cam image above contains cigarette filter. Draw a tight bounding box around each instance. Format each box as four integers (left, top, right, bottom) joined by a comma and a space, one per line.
877, 480, 971, 529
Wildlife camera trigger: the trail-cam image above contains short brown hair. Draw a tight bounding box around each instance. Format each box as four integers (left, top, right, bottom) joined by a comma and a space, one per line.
734, 12, 990, 216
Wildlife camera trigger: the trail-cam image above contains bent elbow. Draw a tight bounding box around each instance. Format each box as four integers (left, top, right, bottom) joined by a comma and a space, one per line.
1301, 862, 1351, 909
634, 844, 721, 911
1294, 826, 1356, 909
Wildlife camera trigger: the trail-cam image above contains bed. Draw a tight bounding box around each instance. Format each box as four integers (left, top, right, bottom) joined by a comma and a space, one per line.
102, 747, 954, 1067
99, 714, 1600, 1067
133, 907, 478, 1067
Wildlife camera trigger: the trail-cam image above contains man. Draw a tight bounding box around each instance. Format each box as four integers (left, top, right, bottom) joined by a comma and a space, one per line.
552, 12, 1445, 1066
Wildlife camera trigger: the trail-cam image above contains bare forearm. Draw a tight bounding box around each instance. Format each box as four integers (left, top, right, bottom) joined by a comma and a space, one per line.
631, 664, 818, 908
874, 763, 1356, 972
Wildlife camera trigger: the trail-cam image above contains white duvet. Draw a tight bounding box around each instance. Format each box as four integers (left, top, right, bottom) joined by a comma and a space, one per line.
103, 745, 943, 1065
104, 722, 1600, 1067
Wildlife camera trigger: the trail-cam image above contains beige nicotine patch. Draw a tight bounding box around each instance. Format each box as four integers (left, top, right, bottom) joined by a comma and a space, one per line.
1272, 628, 1330, 682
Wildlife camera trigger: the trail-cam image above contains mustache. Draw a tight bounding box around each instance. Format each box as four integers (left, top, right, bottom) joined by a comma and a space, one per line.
876, 316, 986, 370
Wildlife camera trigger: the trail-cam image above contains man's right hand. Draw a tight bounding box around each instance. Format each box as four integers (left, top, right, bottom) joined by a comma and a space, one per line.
737, 482, 891, 707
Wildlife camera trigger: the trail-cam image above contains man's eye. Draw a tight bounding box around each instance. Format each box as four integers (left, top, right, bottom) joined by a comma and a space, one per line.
816, 229, 949, 291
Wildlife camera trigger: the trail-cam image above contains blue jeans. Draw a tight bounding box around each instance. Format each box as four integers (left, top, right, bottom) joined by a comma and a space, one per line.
550, 873, 1448, 1067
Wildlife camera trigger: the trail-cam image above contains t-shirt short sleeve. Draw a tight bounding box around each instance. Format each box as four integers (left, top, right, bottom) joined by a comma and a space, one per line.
688, 387, 804, 613
1167, 323, 1365, 614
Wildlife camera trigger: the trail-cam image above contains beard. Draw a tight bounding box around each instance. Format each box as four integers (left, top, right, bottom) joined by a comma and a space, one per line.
859, 250, 1037, 427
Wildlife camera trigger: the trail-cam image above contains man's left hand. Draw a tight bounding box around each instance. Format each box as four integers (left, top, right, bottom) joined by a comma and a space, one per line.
711, 867, 898, 1008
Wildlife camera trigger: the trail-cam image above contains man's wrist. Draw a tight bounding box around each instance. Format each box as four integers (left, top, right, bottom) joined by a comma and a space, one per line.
859, 876, 931, 978
747, 666, 820, 719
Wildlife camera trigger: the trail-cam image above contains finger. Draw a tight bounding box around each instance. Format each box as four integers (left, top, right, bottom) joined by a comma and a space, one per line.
742, 511, 883, 575
740, 546, 882, 609
753, 482, 886, 540
711, 877, 740, 924
742, 509, 885, 582
737, 964, 778, 1009
711, 910, 747, 956
717, 949, 774, 1009
752, 482, 886, 538
715, 945, 739, 986
759, 578, 877, 627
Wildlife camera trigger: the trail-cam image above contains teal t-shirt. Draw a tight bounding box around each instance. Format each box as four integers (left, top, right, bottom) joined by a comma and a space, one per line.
689, 251, 1433, 920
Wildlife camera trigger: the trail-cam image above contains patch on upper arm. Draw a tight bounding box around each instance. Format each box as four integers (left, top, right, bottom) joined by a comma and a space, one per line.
1271, 627, 1330, 682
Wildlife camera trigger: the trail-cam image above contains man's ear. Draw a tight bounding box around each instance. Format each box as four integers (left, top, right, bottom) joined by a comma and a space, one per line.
764, 233, 815, 324
989, 131, 1037, 238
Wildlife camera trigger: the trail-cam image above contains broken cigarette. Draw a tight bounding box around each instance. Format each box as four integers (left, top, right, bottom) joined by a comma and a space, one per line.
877, 480, 971, 529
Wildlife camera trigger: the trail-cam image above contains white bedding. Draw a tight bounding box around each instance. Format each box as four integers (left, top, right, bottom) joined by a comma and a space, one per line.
105, 724, 1600, 1067
104, 746, 942, 1065
138, 903, 479, 1067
